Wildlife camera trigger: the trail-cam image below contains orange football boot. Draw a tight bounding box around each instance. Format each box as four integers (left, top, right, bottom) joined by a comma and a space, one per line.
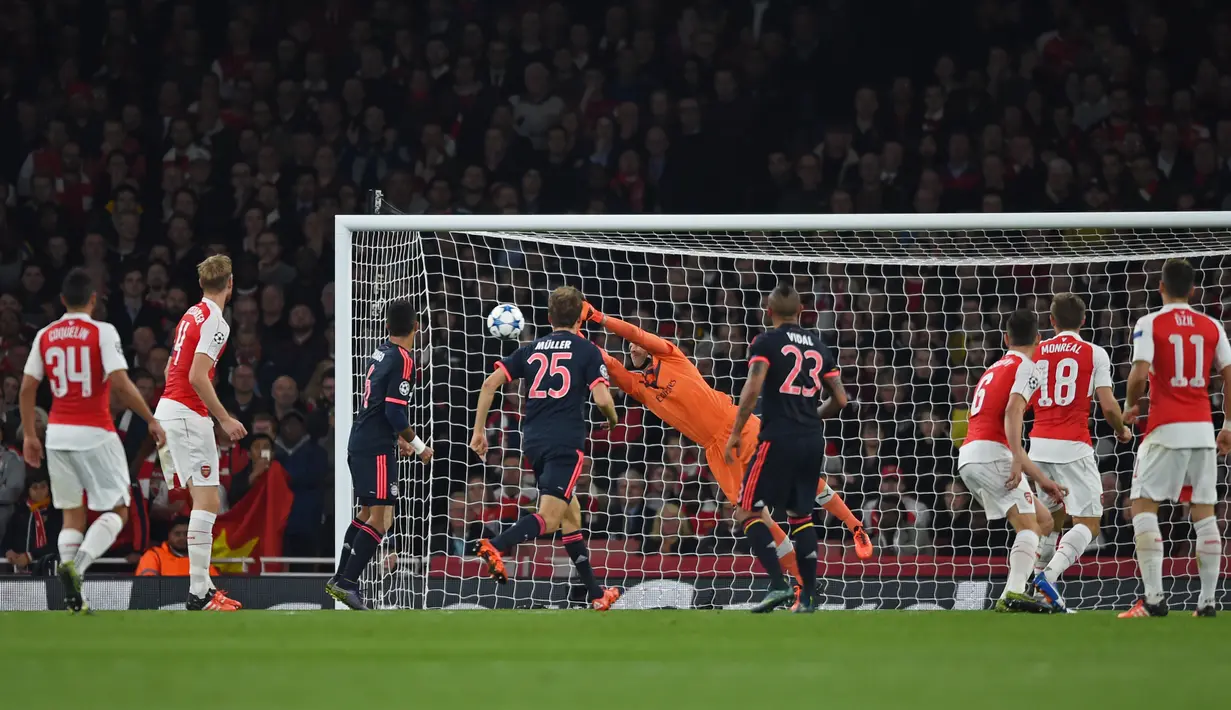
591, 587, 621, 611
475, 539, 508, 584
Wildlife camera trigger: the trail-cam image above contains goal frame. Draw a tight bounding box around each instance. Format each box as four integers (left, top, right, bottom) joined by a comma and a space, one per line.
332, 210, 1231, 608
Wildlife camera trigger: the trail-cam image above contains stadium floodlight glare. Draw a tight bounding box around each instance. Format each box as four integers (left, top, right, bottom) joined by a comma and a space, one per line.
335, 207, 1231, 610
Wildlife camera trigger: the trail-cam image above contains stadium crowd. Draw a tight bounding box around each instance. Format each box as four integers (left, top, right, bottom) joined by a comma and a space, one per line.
4, 0, 1231, 574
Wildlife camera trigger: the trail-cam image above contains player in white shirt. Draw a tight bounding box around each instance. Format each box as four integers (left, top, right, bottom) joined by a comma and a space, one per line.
19, 269, 166, 613
1026, 294, 1133, 612
154, 255, 247, 611
1121, 259, 1231, 618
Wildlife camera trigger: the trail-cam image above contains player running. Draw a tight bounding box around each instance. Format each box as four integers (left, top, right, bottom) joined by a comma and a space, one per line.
328, 299, 434, 610
19, 268, 166, 613
958, 309, 1066, 613
1120, 258, 1231, 618
723, 284, 849, 613
1026, 293, 1133, 612
581, 300, 872, 590
469, 286, 623, 611
154, 255, 246, 611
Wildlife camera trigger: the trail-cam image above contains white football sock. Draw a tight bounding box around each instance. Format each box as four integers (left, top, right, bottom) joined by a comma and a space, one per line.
776, 536, 795, 560
58, 529, 83, 568
1005, 529, 1039, 595
75, 512, 124, 575
1132, 512, 1165, 605
1034, 531, 1058, 574
1193, 516, 1221, 609
187, 509, 217, 597
1044, 523, 1092, 583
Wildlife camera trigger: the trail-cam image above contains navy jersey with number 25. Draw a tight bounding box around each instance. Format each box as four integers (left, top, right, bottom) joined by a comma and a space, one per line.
748, 324, 839, 440
496, 331, 608, 453
349, 340, 414, 455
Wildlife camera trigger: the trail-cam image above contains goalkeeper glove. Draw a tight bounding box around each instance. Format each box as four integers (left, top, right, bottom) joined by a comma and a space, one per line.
580, 301, 605, 324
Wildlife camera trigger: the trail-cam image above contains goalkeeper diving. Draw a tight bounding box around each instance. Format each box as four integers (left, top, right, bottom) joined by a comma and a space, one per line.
582, 302, 873, 586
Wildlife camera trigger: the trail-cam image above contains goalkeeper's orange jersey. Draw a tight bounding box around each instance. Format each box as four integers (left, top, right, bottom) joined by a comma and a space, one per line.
599, 316, 744, 448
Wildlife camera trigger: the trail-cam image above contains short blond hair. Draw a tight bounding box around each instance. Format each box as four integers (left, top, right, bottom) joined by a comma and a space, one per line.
197, 255, 233, 292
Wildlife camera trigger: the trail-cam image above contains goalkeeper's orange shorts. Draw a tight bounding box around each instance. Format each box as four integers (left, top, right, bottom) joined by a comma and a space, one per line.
706, 420, 762, 504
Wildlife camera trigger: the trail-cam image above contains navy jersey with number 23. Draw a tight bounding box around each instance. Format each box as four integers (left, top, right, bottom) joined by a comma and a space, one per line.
748, 324, 839, 440
349, 340, 414, 455
496, 331, 608, 453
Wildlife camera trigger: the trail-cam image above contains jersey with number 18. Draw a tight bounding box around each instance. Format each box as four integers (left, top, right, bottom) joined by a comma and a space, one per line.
1028, 332, 1113, 462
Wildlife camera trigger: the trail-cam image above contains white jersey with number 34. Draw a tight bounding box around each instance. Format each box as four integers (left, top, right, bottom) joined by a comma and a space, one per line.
1131, 303, 1231, 448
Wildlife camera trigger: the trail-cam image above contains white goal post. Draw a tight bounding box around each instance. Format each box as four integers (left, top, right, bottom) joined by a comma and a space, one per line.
334, 211, 1231, 611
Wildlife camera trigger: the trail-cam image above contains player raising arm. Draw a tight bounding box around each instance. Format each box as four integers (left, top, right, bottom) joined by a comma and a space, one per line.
1025, 293, 1132, 612
582, 299, 871, 592
20, 268, 166, 613
469, 286, 622, 611
327, 299, 434, 610
723, 284, 848, 613
961, 309, 1066, 613
154, 255, 246, 611
1119, 258, 1231, 618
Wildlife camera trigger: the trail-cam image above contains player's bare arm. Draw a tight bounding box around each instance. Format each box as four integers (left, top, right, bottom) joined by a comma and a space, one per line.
470, 367, 510, 457
109, 370, 166, 448
1123, 360, 1151, 424
188, 352, 246, 441
591, 381, 619, 430
18, 374, 42, 467
1218, 364, 1231, 455
816, 373, 848, 420
724, 359, 767, 463
1094, 386, 1133, 443
1004, 392, 1066, 500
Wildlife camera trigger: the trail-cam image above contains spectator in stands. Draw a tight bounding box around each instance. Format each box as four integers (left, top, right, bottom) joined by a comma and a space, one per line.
3, 474, 60, 575
136, 517, 220, 577
0, 437, 25, 538
860, 466, 933, 556
275, 410, 327, 557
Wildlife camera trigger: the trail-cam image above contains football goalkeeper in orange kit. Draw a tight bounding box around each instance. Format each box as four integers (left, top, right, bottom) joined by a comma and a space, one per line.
581, 302, 872, 587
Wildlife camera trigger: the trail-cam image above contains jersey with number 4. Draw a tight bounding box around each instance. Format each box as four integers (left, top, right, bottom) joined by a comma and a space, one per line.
23, 313, 128, 450
1028, 332, 1113, 463
1131, 303, 1231, 448
958, 351, 1039, 466
496, 330, 607, 454
155, 298, 229, 420
747, 324, 839, 441
348, 339, 414, 455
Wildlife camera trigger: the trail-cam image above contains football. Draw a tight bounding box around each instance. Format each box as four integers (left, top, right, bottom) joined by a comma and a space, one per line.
486, 303, 524, 340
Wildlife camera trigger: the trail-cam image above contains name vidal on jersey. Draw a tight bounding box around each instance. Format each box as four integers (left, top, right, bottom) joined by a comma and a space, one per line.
46, 326, 89, 342
535, 340, 573, 351
1040, 341, 1082, 354
787, 331, 815, 346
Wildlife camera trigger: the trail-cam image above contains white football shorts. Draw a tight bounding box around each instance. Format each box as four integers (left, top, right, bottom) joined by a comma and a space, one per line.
1037, 455, 1103, 518
157, 415, 221, 488
958, 459, 1035, 521
1131, 441, 1216, 505
48, 436, 132, 511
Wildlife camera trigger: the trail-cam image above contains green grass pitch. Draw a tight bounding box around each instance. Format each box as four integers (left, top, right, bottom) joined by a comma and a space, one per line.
1, 610, 1225, 709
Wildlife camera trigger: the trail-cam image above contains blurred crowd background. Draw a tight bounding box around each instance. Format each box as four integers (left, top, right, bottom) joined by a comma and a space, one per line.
4, 0, 1231, 574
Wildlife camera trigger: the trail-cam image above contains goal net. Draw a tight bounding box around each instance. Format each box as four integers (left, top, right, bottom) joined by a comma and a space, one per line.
335, 209, 1231, 611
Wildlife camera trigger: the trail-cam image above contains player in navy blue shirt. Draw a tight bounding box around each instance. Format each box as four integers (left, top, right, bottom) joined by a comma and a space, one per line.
327, 298, 434, 610
724, 283, 848, 613
469, 286, 622, 610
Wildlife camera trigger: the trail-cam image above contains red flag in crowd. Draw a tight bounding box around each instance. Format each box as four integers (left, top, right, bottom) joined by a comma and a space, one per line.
211, 462, 293, 572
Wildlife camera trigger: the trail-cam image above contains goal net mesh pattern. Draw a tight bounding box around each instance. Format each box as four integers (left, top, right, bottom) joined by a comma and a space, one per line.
346, 224, 1231, 610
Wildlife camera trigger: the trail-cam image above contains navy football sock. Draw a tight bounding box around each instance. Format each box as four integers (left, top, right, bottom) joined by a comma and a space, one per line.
743, 518, 788, 590
334, 519, 364, 577
490, 513, 547, 553
562, 532, 604, 600
788, 515, 819, 602
341, 523, 383, 584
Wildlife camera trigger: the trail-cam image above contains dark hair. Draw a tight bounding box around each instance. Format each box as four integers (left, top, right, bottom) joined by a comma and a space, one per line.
1050, 292, 1086, 331
1005, 308, 1038, 346
170, 515, 191, 529
386, 298, 418, 337
60, 267, 95, 309
768, 282, 801, 319
1161, 258, 1195, 299
547, 285, 584, 327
